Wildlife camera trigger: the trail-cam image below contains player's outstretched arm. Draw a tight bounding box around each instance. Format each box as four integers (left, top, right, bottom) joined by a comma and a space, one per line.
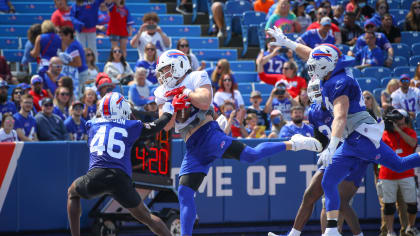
142, 103, 175, 137
266, 27, 312, 61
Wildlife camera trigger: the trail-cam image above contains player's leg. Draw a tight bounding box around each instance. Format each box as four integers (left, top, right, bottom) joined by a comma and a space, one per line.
321, 202, 327, 234
338, 180, 362, 236
373, 141, 420, 173
126, 203, 171, 236
67, 180, 82, 236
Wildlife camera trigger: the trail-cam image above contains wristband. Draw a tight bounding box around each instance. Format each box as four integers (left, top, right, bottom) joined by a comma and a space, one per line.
328, 136, 340, 150
183, 88, 192, 96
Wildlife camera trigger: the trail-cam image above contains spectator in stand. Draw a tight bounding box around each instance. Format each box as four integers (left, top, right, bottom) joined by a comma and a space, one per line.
305, 4, 316, 22
53, 86, 71, 121
213, 74, 245, 109
244, 113, 266, 138
294, 89, 310, 120
292, 0, 312, 33
378, 13, 401, 44
35, 97, 69, 141
354, 32, 385, 70
176, 0, 191, 14
106, 0, 134, 58
57, 76, 74, 99
96, 2, 110, 38
378, 109, 420, 236
29, 75, 50, 112
258, 60, 307, 98
18, 83, 31, 95
13, 94, 38, 141
58, 26, 89, 97
216, 99, 236, 135
297, 16, 335, 49
254, 0, 275, 14
349, 19, 394, 67
268, 109, 286, 138
40, 56, 64, 97
211, 0, 227, 38
404, 1, 420, 32
135, 42, 157, 84
207, 59, 233, 91
346, 0, 360, 15
320, 1, 336, 24
371, 0, 395, 28
70, 0, 104, 60
265, 0, 301, 34
64, 100, 87, 141
10, 87, 23, 112
81, 87, 97, 120
0, 0, 14, 13
141, 98, 159, 123
391, 74, 420, 119
246, 90, 269, 129
279, 105, 313, 138
95, 73, 115, 98
332, 5, 344, 26
264, 81, 298, 121
177, 38, 205, 71
0, 80, 17, 125
410, 63, 420, 88
104, 46, 134, 85
51, 0, 73, 29
0, 114, 17, 142
363, 90, 382, 120
130, 12, 170, 61
21, 24, 41, 66
340, 12, 363, 46
84, 48, 99, 87
0, 55, 16, 84
306, 8, 342, 44
382, 79, 400, 110
128, 67, 152, 109
256, 37, 293, 74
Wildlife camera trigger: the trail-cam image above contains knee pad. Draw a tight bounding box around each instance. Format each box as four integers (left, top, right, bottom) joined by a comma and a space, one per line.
384, 203, 396, 215
407, 203, 417, 214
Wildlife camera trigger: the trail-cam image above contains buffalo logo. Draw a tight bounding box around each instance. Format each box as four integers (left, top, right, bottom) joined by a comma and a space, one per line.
220, 140, 226, 149
311, 49, 332, 62
375, 154, 381, 160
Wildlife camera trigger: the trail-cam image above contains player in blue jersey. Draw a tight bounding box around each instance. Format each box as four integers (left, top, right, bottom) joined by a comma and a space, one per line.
66, 92, 190, 236
267, 26, 420, 236
154, 49, 323, 236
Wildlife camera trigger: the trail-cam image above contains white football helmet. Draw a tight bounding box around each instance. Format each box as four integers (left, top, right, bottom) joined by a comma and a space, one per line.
307, 44, 342, 81
156, 49, 191, 88
307, 79, 322, 104
98, 92, 131, 120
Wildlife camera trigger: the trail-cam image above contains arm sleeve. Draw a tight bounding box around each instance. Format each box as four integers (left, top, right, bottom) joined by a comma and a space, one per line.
258, 72, 278, 85
314, 128, 329, 151
139, 112, 173, 138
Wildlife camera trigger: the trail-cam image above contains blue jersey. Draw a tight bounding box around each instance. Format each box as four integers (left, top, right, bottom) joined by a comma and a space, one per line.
262, 51, 288, 74
297, 29, 335, 49
53, 106, 69, 121
41, 72, 64, 94
86, 104, 97, 120
355, 45, 385, 67
135, 60, 157, 84
13, 112, 37, 139
87, 119, 143, 177
272, 97, 292, 120
353, 32, 391, 53
308, 103, 333, 139
40, 33, 61, 62
66, 40, 88, 73
279, 122, 314, 138
0, 101, 17, 125
64, 116, 87, 140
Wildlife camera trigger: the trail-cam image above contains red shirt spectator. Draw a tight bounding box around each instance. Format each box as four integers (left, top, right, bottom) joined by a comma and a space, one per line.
254, 0, 275, 14
379, 127, 416, 180
107, 3, 134, 37
29, 75, 50, 112
51, 0, 73, 29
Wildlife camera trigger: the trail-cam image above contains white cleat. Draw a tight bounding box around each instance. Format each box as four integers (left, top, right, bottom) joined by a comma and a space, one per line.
290, 134, 322, 152
324, 228, 342, 236
268, 232, 279, 236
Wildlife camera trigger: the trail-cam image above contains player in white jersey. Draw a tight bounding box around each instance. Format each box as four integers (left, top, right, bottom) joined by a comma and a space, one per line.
391, 74, 420, 117
154, 49, 323, 236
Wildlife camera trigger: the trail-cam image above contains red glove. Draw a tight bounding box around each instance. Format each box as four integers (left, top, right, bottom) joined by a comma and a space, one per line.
165, 86, 185, 97
172, 94, 191, 111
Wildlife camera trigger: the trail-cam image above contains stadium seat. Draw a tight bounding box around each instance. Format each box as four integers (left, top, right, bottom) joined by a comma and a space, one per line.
229, 60, 255, 72
223, 0, 253, 45
392, 43, 410, 57
97, 49, 138, 62
389, 9, 409, 23
172, 37, 219, 49
237, 83, 253, 94
409, 55, 420, 67
234, 72, 258, 83
254, 83, 273, 94
0, 26, 27, 37
192, 49, 237, 61
13, 2, 57, 13
29, 63, 38, 74
2, 49, 23, 62
361, 66, 391, 79
158, 25, 201, 37
393, 66, 416, 77
391, 56, 408, 68
131, 14, 183, 25
336, 44, 350, 55
0, 13, 50, 25
412, 43, 420, 56
401, 31, 420, 48
372, 88, 382, 104
357, 77, 380, 92
241, 11, 266, 56
380, 77, 392, 88
349, 67, 362, 77
401, 0, 412, 9
0, 37, 19, 49
386, 0, 401, 9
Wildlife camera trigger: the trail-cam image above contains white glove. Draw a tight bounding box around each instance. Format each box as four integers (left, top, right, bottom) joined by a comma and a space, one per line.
58, 52, 72, 64
266, 27, 297, 50
317, 136, 340, 168
162, 102, 174, 115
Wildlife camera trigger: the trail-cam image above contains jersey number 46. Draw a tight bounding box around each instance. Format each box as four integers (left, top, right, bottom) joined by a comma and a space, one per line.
90, 126, 128, 159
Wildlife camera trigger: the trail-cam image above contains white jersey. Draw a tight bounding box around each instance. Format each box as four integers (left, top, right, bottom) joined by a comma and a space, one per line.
213, 90, 244, 108
391, 87, 420, 113
0, 128, 18, 142
154, 70, 212, 133
137, 32, 169, 61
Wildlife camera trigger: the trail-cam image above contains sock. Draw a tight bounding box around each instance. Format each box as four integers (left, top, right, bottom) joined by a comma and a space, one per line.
288, 228, 301, 236
326, 218, 338, 228
354, 233, 364, 236
178, 185, 196, 235
239, 142, 286, 164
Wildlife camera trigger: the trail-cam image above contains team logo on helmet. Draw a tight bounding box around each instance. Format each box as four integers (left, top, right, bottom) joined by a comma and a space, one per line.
311, 49, 333, 62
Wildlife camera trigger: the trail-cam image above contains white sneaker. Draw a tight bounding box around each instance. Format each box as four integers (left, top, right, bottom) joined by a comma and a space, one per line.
290, 134, 322, 152
324, 228, 342, 236
406, 227, 420, 236
387, 232, 397, 236
268, 233, 279, 236
217, 30, 224, 38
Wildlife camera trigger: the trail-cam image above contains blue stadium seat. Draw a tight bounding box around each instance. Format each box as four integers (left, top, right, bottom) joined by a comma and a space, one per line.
0, 13, 50, 25
0, 37, 19, 49
412, 43, 420, 56
391, 56, 408, 68
409, 55, 420, 67
336, 44, 350, 55
0, 26, 27, 37
254, 83, 274, 94
2, 49, 23, 62
387, 0, 401, 9
131, 14, 183, 25
96, 38, 112, 49
392, 43, 410, 57
237, 83, 253, 94
381, 77, 391, 88
172, 37, 219, 49
401, 0, 412, 9
241, 11, 266, 56
192, 49, 237, 61
401, 31, 420, 48
158, 25, 201, 37
372, 88, 382, 104
389, 9, 408, 23
122, 85, 130, 97
357, 77, 380, 92
393, 66, 416, 77
229, 60, 255, 72
235, 72, 258, 83
13, 2, 57, 13
97, 49, 138, 62
29, 63, 38, 74
361, 66, 391, 78
223, 0, 253, 45
97, 62, 105, 72
349, 67, 362, 77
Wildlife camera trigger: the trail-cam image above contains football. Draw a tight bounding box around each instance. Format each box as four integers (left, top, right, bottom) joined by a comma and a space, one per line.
175, 106, 192, 123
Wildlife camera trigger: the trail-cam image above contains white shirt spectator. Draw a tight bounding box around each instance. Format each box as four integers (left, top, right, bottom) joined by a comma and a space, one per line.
391, 87, 420, 113
137, 32, 169, 61
0, 128, 18, 142
213, 90, 244, 108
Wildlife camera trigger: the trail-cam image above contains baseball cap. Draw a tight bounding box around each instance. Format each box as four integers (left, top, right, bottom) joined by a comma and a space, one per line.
364, 19, 376, 28
320, 16, 332, 26
30, 75, 43, 85
395, 109, 409, 118
40, 97, 53, 106
275, 80, 288, 89
250, 90, 261, 98
17, 83, 30, 90
305, 4, 315, 14
400, 74, 411, 81
0, 80, 8, 88
71, 100, 84, 108
270, 109, 282, 117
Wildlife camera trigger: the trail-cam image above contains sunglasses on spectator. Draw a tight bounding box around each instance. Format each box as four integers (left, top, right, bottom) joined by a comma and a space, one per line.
60, 92, 70, 96
73, 106, 83, 111
318, 11, 327, 15
113, 50, 121, 53
14, 91, 23, 95
223, 78, 232, 82
51, 64, 62, 69
364, 96, 372, 100
283, 67, 292, 70
44, 103, 53, 107
86, 53, 94, 56
414, 6, 420, 9
145, 48, 156, 51
179, 44, 189, 48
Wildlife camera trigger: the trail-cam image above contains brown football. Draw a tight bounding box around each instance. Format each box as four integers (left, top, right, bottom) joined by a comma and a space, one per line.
175, 106, 192, 123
